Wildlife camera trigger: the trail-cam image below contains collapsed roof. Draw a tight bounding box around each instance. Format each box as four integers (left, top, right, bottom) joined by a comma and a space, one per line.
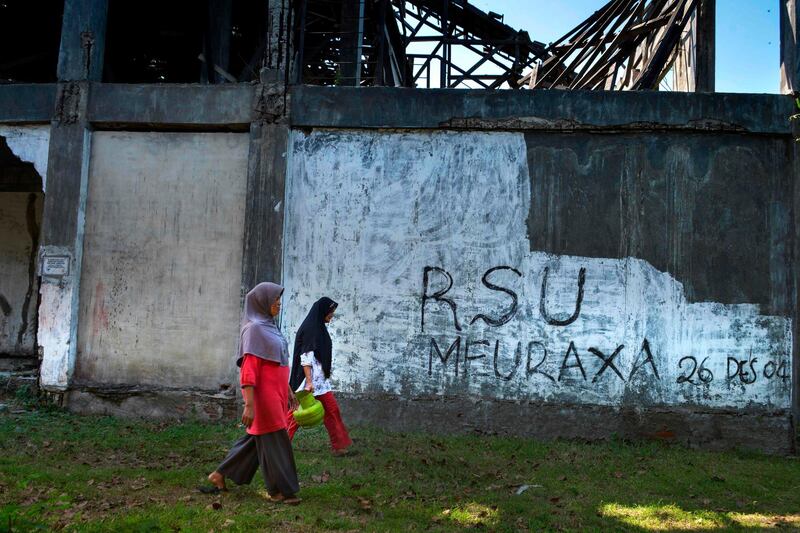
294, 0, 708, 90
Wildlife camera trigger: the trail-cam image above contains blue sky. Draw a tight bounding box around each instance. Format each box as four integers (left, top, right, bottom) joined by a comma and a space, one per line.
467, 0, 780, 93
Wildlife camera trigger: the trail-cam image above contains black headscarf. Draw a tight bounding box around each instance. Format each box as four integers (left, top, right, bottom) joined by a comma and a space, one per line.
289, 297, 338, 390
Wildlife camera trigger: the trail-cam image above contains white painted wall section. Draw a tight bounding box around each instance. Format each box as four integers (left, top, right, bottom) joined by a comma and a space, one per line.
282, 130, 792, 410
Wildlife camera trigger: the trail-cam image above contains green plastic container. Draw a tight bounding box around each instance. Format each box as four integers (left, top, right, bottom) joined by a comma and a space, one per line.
293, 391, 325, 428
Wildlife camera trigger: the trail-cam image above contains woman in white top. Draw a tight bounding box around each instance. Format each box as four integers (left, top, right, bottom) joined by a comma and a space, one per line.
287, 297, 353, 456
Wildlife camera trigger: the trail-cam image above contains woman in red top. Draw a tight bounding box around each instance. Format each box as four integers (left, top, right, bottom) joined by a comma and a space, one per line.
204, 282, 301, 504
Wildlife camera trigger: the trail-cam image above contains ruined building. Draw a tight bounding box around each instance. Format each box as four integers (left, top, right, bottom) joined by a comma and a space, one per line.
0, 0, 798, 454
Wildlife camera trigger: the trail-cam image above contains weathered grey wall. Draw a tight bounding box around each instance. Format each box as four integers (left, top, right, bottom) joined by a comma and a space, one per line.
74, 131, 249, 391
525, 133, 793, 314
282, 129, 792, 414
3, 81, 788, 452
0, 192, 43, 356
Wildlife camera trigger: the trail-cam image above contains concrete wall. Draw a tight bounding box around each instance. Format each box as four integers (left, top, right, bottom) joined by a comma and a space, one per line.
73, 131, 249, 392
2, 80, 788, 451
282, 129, 792, 413
0, 192, 43, 356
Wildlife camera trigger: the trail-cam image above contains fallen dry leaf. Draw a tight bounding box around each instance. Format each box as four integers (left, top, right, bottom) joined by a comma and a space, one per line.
357, 496, 372, 512
312, 471, 331, 483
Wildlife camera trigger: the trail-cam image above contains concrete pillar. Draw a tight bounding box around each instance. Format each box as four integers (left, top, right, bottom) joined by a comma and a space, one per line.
781, 0, 800, 93
673, 0, 714, 93
793, 67, 800, 432
694, 0, 715, 92
267, 0, 291, 74
38, 0, 107, 392
240, 68, 289, 294
239, 0, 293, 291
782, 0, 800, 430
57, 0, 108, 81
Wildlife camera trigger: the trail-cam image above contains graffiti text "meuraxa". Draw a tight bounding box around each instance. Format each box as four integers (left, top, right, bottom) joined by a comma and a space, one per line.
420, 265, 660, 383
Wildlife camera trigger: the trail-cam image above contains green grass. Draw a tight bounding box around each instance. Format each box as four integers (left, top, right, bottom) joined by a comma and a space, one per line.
1, 404, 799, 532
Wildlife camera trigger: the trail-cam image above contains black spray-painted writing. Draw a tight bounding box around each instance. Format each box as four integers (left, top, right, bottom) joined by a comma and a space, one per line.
629, 339, 660, 381
493, 339, 521, 381
464, 339, 489, 375
540, 266, 586, 326
727, 356, 758, 385
421, 265, 585, 334
727, 356, 789, 384
427, 337, 531, 381
676, 356, 713, 385
526, 341, 555, 382
674, 353, 790, 386
558, 341, 586, 381
429, 336, 461, 376
428, 336, 661, 385
470, 266, 522, 327
421, 267, 462, 333
762, 360, 790, 380
589, 345, 625, 383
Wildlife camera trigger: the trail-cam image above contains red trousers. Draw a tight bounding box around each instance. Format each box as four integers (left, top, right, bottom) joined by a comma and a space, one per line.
286, 391, 352, 451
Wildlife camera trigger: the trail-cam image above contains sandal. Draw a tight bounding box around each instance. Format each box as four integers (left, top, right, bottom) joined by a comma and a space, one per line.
197, 485, 227, 495
332, 448, 357, 457
269, 493, 302, 505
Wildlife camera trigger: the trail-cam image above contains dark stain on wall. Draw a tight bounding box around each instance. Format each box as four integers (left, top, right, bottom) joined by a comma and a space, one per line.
525, 133, 793, 315
17, 193, 40, 350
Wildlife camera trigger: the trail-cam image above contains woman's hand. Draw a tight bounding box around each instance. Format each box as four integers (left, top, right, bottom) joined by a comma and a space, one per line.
304, 381, 315, 393
241, 404, 254, 427
288, 392, 299, 411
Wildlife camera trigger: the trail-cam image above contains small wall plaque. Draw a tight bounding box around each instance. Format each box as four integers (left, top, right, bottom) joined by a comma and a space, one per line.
42, 255, 70, 277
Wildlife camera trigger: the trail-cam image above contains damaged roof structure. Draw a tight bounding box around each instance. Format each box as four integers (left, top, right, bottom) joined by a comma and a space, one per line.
295, 0, 714, 91
0, 0, 715, 92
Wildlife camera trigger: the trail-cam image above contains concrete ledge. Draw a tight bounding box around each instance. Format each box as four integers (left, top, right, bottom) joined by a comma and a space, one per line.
290, 86, 795, 134
88, 83, 256, 129
2, 84, 792, 134
0, 84, 57, 124
337, 394, 796, 456
66, 388, 238, 422
65, 387, 795, 455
